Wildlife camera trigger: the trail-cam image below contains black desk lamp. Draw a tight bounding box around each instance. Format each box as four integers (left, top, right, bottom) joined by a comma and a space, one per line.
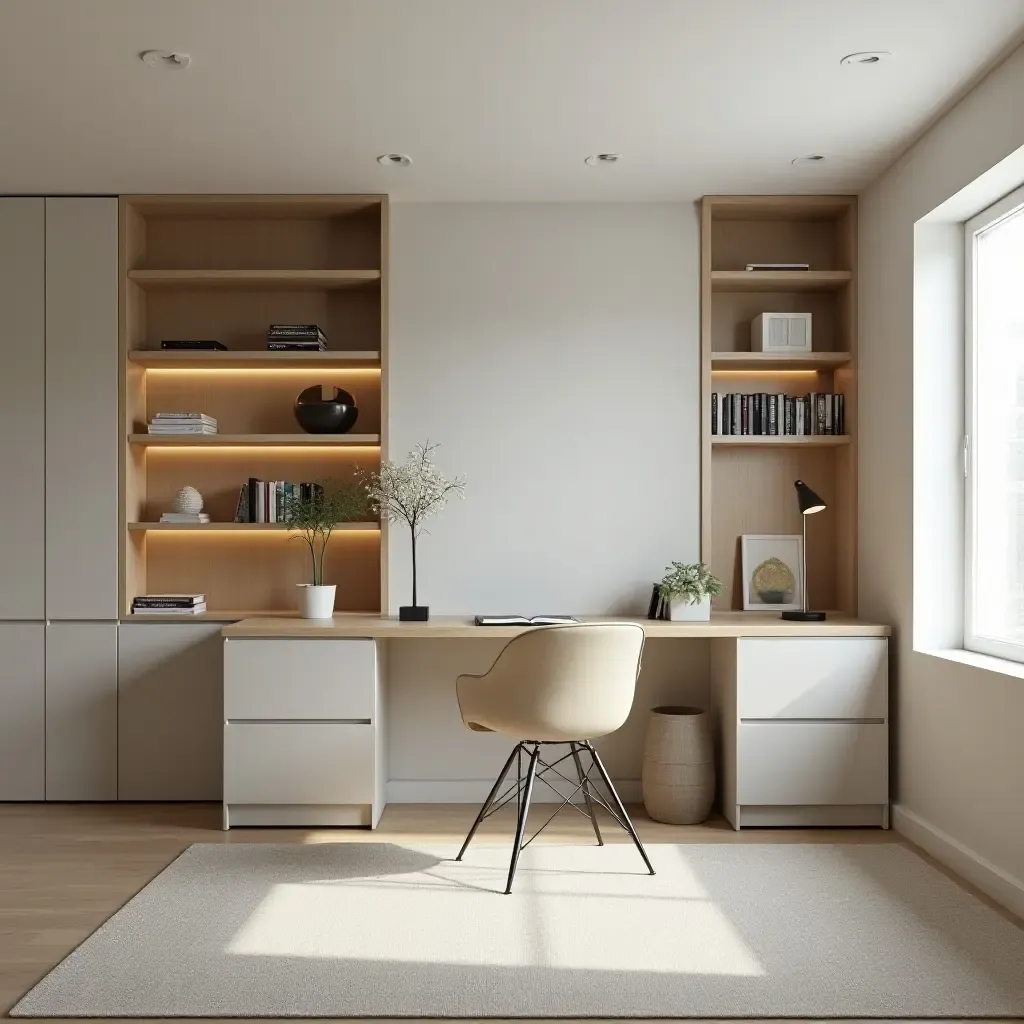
781, 479, 827, 622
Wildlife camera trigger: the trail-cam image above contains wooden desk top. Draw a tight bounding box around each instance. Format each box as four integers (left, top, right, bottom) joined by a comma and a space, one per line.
222, 612, 890, 639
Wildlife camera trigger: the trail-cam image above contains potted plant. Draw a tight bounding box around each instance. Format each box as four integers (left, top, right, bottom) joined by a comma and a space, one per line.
362, 442, 465, 621
657, 561, 723, 622
284, 481, 368, 619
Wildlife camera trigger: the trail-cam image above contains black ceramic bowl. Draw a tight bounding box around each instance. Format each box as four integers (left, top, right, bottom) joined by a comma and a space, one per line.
294, 386, 359, 434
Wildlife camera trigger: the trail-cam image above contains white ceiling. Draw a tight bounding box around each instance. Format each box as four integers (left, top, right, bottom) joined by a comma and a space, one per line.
1, 0, 1023, 201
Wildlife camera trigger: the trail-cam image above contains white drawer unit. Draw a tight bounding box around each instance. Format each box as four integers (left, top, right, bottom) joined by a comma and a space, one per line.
225, 638, 376, 720
222, 638, 386, 829
711, 636, 889, 829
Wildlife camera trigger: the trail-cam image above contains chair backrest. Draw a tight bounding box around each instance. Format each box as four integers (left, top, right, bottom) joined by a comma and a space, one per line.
477, 622, 645, 741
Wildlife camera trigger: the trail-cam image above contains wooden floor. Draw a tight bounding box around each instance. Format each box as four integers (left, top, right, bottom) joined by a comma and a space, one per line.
0, 802, 1005, 1023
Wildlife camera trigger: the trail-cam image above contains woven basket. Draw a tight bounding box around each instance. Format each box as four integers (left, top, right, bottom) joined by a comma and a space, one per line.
641, 705, 715, 825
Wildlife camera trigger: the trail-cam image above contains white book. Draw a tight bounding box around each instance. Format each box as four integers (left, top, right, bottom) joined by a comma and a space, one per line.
147, 424, 218, 434
152, 413, 217, 424
132, 604, 208, 616
159, 513, 211, 523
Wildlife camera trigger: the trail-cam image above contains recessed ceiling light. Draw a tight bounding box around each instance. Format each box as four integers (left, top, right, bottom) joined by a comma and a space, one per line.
840, 51, 890, 66
792, 154, 827, 165
585, 153, 621, 166
141, 50, 191, 70
377, 154, 412, 168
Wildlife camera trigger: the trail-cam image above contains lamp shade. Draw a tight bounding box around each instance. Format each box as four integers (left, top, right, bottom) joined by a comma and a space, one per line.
794, 479, 826, 515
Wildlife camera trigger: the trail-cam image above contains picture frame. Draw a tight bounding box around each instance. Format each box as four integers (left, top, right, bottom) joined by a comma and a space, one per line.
740, 534, 803, 611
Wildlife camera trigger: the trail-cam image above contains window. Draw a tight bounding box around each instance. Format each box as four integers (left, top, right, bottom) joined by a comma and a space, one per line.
966, 184, 1024, 662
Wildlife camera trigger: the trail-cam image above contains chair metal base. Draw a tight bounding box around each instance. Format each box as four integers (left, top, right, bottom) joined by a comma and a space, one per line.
455, 739, 656, 893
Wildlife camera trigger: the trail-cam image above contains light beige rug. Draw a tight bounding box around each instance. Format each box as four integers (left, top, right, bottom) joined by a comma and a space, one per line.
12, 842, 1024, 1018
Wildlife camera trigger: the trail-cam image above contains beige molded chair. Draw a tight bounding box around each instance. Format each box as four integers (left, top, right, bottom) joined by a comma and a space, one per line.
455, 622, 655, 893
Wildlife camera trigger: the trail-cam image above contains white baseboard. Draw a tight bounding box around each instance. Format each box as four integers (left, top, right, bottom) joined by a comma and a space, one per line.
893, 803, 1024, 919
387, 779, 643, 804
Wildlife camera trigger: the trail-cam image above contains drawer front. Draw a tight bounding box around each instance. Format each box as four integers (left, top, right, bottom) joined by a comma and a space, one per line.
224, 639, 376, 720
737, 722, 888, 805
737, 638, 887, 720
224, 723, 374, 804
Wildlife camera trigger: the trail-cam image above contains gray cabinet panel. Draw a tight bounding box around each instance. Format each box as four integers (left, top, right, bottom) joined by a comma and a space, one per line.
45, 198, 119, 620
118, 623, 223, 800
0, 199, 45, 619
45, 623, 117, 800
0, 624, 45, 799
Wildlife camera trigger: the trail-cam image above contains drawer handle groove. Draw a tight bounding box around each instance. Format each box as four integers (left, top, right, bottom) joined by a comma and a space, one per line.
226, 718, 372, 725
740, 717, 885, 725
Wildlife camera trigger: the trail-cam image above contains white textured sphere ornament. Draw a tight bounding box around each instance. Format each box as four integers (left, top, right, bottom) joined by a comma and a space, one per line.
171, 485, 204, 515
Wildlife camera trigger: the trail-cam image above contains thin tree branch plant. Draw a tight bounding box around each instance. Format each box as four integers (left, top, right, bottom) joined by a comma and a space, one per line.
658, 562, 723, 622
283, 481, 368, 618
362, 442, 466, 621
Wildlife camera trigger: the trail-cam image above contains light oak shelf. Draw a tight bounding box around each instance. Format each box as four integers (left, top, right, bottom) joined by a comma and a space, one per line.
710, 270, 852, 292
711, 435, 851, 447
128, 522, 380, 532
127, 269, 381, 291
711, 351, 852, 371
128, 433, 380, 447
128, 350, 381, 370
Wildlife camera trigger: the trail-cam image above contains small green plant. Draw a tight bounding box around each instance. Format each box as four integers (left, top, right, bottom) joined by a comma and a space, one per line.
658, 562, 723, 605
284, 480, 369, 586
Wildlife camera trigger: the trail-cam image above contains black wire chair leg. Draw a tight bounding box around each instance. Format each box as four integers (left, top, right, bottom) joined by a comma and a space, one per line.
505, 743, 540, 894
584, 741, 655, 875
456, 742, 521, 861
571, 741, 603, 846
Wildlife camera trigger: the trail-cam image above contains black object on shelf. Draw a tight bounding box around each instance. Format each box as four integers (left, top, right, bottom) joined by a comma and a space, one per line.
161, 340, 227, 350
294, 385, 359, 434
400, 605, 430, 622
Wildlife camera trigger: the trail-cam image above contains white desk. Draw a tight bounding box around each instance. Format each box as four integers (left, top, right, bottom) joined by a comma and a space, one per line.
221, 613, 890, 830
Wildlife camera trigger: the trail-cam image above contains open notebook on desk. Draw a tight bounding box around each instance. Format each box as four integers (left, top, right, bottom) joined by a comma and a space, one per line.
474, 615, 579, 627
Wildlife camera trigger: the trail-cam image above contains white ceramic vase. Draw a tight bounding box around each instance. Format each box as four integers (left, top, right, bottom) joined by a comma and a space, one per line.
668, 595, 711, 621
297, 584, 336, 619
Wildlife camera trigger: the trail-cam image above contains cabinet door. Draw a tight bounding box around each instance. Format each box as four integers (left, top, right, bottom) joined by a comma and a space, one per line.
45, 623, 117, 800
118, 623, 223, 800
45, 198, 119, 620
0, 199, 45, 619
0, 624, 45, 799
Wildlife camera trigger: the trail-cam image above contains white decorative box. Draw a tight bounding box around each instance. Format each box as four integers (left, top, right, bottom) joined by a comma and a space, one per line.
751, 312, 812, 353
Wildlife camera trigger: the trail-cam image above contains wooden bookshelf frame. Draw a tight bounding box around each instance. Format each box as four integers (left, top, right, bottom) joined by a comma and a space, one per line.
118, 194, 389, 620
700, 195, 857, 613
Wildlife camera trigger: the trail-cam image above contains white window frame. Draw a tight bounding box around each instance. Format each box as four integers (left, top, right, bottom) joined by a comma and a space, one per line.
964, 182, 1024, 663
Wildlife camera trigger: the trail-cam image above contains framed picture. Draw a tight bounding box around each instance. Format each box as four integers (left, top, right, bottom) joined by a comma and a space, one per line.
741, 534, 803, 612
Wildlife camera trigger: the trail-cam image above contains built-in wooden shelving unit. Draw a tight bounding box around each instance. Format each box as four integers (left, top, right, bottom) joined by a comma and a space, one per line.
701, 194, 857, 613
119, 194, 389, 619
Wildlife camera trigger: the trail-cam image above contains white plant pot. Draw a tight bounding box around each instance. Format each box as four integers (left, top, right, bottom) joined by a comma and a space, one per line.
669, 595, 711, 621
297, 584, 336, 619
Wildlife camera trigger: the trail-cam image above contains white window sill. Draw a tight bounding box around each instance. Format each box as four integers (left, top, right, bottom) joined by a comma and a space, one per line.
920, 647, 1024, 680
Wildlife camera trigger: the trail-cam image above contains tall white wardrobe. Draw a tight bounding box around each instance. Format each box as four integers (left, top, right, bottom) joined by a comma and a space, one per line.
0, 197, 225, 802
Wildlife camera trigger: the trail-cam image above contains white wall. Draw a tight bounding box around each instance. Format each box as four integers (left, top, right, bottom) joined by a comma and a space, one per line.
386, 203, 700, 797
389, 203, 699, 615
859, 44, 1024, 914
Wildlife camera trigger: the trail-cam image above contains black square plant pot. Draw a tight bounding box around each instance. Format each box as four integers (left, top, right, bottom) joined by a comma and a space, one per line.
399, 605, 430, 622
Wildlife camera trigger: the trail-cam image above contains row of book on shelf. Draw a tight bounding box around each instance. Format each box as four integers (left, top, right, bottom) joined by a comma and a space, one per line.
711, 392, 845, 436
132, 594, 206, 616
147, 412, 217, 435
161, 324, 332, 353
234, 480, 326, 523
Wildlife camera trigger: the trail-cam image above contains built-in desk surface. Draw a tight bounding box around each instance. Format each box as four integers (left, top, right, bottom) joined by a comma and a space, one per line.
222, 612, 890, 639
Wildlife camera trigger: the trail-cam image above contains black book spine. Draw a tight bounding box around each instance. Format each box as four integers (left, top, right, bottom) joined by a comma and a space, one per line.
769, 394, 778, 435
838, 393, 845, 435
711, 393, 718, 436
247, 477, 258, 524
741, 394, 748, 435
816, 393, 826, 435
752, 394, 761, 435
647, 584, 660, 620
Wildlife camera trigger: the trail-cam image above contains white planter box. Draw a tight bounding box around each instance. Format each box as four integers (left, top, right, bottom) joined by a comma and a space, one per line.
297, 584, 336, 619
669, 596, 711, 621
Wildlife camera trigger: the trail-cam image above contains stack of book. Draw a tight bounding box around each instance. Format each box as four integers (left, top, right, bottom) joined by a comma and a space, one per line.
147, 412, 218, 435
646, 585, 671, 620
234, 479, 325, 523
132, 594, 207, 616
711, 392, 845, 436
159, 512, 211, 524
267, 324, 328, 351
